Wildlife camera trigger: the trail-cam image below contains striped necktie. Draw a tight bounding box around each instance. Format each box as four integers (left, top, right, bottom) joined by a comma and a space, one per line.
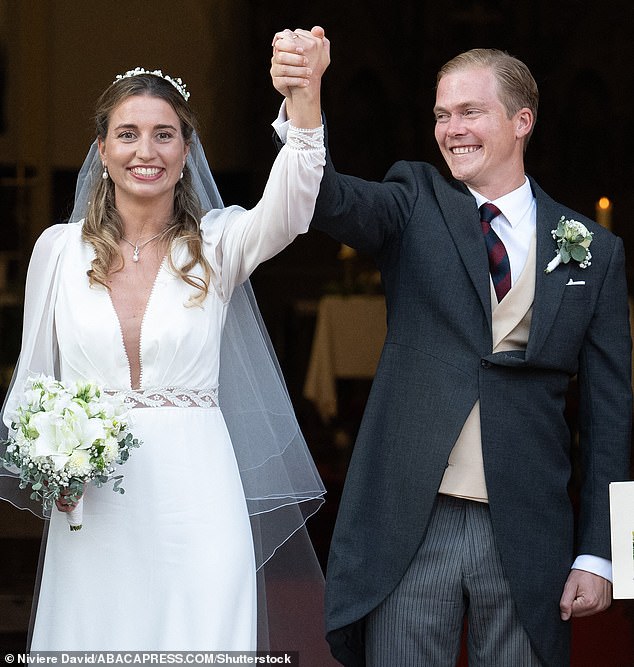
480, 202, 511, 301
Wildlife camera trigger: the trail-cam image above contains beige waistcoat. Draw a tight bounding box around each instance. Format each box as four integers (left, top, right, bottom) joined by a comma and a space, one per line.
438, 234, 536, 502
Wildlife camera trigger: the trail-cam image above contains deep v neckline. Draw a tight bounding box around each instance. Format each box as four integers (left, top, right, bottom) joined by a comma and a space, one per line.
107, 258, 166, 390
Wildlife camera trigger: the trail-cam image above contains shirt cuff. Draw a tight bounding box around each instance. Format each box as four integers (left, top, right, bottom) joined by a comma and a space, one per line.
272, 100, 290, 143
572, 554, 612, 582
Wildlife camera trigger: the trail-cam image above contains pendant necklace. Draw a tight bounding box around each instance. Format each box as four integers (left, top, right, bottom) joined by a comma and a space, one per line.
121, 230, 163, 263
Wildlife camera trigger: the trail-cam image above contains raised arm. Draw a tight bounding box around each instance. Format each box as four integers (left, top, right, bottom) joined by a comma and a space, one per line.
198, 29, 329, 300
271, 25, 412, 258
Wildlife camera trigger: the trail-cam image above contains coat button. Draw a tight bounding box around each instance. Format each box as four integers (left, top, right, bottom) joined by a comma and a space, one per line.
481, 359, 491, 369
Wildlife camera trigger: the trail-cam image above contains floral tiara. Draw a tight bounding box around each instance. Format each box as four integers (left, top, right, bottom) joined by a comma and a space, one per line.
112, 67, 190, 101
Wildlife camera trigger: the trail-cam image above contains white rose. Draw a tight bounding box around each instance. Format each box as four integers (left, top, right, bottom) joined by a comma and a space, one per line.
563, 220, 591, 242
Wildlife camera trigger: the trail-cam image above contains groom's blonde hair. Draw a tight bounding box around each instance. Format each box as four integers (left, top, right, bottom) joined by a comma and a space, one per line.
437, 48, 539, 148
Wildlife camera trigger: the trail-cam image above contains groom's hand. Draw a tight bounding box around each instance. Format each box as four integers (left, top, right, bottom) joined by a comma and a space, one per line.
559, 569, 612, 620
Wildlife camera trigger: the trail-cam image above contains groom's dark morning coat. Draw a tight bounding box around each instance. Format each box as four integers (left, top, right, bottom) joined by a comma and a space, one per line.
312, 148, 632, 666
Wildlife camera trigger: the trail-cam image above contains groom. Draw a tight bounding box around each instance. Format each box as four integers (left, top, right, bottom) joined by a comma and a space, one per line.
272, 30, 632, 666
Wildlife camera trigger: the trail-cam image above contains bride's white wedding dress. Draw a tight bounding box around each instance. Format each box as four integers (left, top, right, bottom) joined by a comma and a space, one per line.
5, 127, 325, 650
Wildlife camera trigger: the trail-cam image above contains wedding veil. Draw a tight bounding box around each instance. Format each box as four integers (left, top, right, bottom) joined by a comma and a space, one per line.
0, 129, 330, 657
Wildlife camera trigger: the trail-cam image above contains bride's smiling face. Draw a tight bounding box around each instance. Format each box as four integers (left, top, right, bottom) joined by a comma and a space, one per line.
98, 94, 189, 206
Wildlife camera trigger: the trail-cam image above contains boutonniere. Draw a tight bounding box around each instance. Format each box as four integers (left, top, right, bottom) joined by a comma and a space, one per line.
544, 216, 593, 274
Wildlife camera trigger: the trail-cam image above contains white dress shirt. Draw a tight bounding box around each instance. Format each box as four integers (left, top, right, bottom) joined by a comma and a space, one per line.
468, 179, 536, 283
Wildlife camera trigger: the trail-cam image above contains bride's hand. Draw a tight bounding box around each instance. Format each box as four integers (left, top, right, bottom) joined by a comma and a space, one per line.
55, 486, 84, 513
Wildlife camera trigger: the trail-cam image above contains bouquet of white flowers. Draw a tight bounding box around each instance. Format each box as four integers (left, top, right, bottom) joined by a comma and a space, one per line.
1, 375, 141, 531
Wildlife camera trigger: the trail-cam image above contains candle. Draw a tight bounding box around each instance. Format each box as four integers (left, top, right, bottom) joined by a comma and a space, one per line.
595, 197, 613, 230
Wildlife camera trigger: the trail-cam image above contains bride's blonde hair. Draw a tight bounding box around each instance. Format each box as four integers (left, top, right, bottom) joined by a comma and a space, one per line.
82, 72, 212, 304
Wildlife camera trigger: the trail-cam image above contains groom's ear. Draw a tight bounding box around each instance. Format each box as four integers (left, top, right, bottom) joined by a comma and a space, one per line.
515, 108, 534, 139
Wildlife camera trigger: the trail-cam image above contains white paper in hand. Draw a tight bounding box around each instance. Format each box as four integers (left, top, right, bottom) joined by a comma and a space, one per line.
609, 481, 634, 598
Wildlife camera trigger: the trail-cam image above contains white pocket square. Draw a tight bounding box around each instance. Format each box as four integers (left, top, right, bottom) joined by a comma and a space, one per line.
566, 279, 585, 286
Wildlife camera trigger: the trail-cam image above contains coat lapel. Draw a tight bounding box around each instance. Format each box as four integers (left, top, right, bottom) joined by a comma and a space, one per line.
433, 175, 493, 331
433, 174, 572, 352
526, 178, 571, 360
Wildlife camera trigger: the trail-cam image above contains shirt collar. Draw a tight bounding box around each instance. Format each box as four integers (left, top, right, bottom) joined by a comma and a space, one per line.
468, 177, 534, 229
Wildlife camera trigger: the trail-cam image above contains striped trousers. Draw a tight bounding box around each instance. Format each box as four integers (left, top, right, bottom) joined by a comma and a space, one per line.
365, 495, 544, 666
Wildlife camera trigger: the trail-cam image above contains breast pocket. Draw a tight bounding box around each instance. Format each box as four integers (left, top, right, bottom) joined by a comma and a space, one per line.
561, 281, 591, 302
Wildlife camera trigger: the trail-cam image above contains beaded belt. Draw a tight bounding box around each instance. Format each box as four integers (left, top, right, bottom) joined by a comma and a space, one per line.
111, 387, 219, 409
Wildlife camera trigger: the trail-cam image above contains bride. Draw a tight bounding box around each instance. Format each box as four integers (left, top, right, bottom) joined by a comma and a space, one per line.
1, 30, 332, 656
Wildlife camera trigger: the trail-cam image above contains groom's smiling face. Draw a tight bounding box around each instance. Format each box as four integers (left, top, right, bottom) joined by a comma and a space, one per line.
433, 65, 532, 200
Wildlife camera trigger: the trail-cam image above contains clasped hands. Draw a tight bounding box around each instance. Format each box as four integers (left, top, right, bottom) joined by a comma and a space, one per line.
271, 26, 330, 102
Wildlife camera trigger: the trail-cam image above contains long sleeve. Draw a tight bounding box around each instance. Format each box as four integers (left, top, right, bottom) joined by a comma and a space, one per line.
1, 224, 73, 430
202, 124, 325, 301
0, 223, 73, 516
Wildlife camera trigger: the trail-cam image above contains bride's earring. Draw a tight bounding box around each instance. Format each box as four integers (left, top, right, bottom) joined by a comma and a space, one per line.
102, 164, 109, 180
